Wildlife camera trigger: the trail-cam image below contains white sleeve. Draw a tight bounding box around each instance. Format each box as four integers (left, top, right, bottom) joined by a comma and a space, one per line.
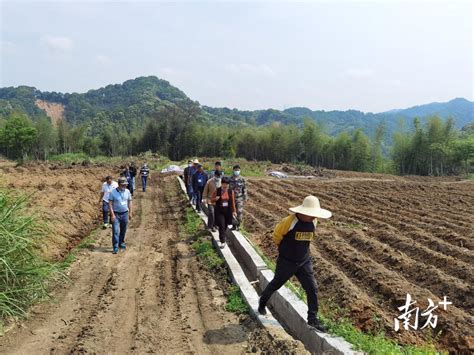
101, 183, 107, 193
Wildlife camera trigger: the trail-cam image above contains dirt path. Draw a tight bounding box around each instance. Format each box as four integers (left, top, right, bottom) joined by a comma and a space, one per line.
0, 174, 304, 354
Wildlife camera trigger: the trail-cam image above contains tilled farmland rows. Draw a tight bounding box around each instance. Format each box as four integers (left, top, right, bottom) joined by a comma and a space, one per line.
245, 178, 474, 352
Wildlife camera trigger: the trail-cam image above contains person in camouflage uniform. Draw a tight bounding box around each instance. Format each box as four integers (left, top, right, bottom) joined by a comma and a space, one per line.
229, 165, 247, 230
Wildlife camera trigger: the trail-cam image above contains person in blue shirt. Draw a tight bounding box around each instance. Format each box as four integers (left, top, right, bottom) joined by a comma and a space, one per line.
192, 164, 208, 212
108, 177, 133, 254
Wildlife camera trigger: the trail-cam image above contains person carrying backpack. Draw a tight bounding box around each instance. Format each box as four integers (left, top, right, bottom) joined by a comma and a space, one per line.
192, 164, 208, 212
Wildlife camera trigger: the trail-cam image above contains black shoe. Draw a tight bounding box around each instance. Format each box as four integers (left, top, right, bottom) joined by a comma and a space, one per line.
308, 318, 327, 332
258, 300, 267, 315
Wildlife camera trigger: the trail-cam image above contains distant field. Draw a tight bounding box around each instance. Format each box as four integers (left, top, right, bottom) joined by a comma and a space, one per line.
245, 175, 474, 352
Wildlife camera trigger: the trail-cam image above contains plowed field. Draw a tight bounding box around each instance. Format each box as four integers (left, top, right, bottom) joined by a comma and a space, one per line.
244, 177, 474, 352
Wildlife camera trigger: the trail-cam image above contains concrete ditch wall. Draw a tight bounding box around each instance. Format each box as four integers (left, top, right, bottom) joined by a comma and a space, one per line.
176, 176, 362, 355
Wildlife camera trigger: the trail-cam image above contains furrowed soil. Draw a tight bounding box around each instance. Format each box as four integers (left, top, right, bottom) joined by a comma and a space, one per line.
0, 168, 306, 354
0, 162, 119, 260
245, 176, 474, 352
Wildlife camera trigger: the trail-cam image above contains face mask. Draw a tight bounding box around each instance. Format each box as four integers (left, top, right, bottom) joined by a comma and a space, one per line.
233, 171, 240, 176
215, 179, 222, 188
188, 163, 192, 167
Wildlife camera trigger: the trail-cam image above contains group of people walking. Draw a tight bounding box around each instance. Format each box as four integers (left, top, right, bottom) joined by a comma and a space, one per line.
99, 159, 330, 333
99, 162, 149, 254
184, 159, 331, 333
184, 160, 247, 249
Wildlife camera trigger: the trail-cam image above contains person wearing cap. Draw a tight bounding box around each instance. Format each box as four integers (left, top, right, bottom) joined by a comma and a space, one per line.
192, 164, 208, 212
183, 160, 193, 199
203, 170, 221, 231
211, 177, 237, 248
187, 159, 200, 205
99, 176, 118, 229
258, 195, 332, 332
139, 163, 150, 192
108, 177, 133, 254
229, 165, 247, 230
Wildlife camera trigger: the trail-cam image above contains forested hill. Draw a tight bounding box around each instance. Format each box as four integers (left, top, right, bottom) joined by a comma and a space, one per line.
0, 76, 473, 138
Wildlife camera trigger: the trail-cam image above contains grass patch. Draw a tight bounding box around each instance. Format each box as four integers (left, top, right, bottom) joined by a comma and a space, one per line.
184, 207, 202, 235
183, 206, 248, 314
185, 207, 223, 269
225, 284, 249, 314
319, 301, 439, 354
191, 238, 225, 269
0, 190, 59, 322
238, 227, 439, 354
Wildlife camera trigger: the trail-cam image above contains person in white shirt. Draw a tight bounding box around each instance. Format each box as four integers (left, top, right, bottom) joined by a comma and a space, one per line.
99, 176, 118, 228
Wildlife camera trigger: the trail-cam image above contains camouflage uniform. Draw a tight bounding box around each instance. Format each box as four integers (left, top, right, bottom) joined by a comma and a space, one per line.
229, 176, 247, 229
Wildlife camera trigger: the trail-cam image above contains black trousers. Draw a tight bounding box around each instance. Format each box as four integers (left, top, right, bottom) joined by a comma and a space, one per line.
195, 186, 205, 211
215, 207, 231, 243
260, 256, 319, 322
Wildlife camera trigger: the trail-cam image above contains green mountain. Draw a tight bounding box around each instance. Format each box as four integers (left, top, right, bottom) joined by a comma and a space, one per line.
1, 76, 472, 139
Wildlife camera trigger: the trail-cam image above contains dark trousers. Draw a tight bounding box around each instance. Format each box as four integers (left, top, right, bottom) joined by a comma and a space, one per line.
187, 184, 196, 203
195, 186, 205, 211
260, 256, 319, 322
141, 176, 148, 192
186, 183, 192, 200
215, 208, 231, 243
102, 200, 110, 224
207, 204, 216, 229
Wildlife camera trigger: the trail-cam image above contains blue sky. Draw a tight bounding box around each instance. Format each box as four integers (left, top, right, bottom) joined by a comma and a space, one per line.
1, 0, 472, 112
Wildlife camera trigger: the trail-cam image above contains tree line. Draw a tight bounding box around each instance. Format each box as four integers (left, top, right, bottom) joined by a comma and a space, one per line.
0, 108, 472, 176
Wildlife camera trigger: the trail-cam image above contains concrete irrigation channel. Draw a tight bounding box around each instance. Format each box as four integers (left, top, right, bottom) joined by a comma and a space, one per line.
177, 176, 361, 355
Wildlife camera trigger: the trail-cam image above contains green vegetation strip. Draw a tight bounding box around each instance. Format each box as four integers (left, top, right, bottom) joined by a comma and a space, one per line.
183, 208, 248, 314
238, 227, 440, 355
0, 190, 60, 328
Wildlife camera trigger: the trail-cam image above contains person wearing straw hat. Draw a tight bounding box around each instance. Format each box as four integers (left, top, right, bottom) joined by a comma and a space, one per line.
258, 195, 331, 332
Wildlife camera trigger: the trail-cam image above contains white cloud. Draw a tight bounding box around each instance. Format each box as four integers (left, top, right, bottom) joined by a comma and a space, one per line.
341, 68, 375, 80
96, 54, 110, 64
226, 63, 276, 78
41, 35, 74, 53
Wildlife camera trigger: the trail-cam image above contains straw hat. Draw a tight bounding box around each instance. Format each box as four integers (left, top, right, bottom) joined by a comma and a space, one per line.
193, 159, 200, 164
289, 195, 332, 219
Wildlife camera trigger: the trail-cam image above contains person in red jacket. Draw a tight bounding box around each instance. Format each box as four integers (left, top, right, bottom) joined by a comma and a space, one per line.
258, 195, 332, 332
